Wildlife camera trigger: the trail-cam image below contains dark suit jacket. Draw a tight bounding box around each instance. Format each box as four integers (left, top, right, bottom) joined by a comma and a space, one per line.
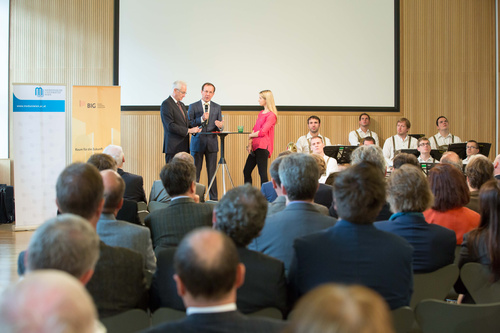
314, 183, 333, 208
289, 220, 413, 310
248, 202, 336, 272
149, 180, 205, 204
329, 201, 392, 222
150, 247, 288, 317
116, 198, 141, 225
261, 181, 278, 203
374, 213, 456, 273
161, 96, 190, 155
188, 100, 222, 153
117, 168, 147, 203
145, 197, 214, 248
465, 190, 480, 213
144, 310, 286, 333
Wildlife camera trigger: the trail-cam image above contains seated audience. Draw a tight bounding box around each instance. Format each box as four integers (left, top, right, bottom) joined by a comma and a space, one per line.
267, 155, 328, 216
465, 155, 494, 213
145, 158, 214, 249
348, 113, 379, 146
149, 152, 206, 206
260, 151, 293, 203
87, 153, 117, 171
424, 163, 480, 244
103, 144, 147, 203
151, 185, 288, 317
0, 270, 97, 333
285, 284, 394, 333
249, 154, 336, 273
458, 180, 500, 297
295, 115, 331, 153
97, 169, 156, 274
417, 137, 438, 163
374, 164, 456, 272
440, 151, 463, 171
145, 228, 285, 333
360, 136, 376, 146
429, 116, 462, 150
330, 145, 392, 221
289, 162, 413, 310
463, 140, 481, 164
392, 152, 419, 169
310, 153, 335, 208
310, 136, 338, 183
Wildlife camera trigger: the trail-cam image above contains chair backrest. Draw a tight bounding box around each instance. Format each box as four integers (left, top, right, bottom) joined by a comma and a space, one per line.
461, 262, 500, 304
151, 307, 186, 326
137, 201, 149, 225
247, 307, 283, 320
100, 309, 150, 333
391, 306, 414, 333
415, 300, 500, 333
410, 264, 459, 309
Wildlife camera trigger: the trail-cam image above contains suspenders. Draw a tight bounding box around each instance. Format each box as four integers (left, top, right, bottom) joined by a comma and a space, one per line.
355, 129, 372, 143
392, 135, 412, 157
433, 134, 455, 149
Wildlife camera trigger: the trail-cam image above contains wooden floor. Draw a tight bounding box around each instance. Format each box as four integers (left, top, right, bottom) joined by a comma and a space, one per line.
0, 224, 34, 294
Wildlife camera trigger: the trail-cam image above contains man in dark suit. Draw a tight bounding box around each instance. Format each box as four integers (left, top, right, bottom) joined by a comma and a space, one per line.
151, 184, 288, 317
248, 154, 336, 273
97, 169, 156, 274
103, 144, 147, 203
19, 163, 148, 318
188, 83, 224, 201
145, 158, 214, 249
161, 80, 201, 163
145, 228, 285, 333
289, 162, 413, 310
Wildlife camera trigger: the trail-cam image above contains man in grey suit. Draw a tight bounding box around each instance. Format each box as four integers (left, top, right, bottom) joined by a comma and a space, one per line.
145, 228, 285, 333
248, 154, 337, 273
97, 169, 156, 274
188, 82, 224, 201
161, 80, 201, 163
145, 158, 214, 249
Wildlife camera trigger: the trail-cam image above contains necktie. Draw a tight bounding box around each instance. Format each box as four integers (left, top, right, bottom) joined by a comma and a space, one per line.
177, 101, 186, 121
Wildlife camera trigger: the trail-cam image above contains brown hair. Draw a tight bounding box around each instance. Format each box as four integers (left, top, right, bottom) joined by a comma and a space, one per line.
388, 165, 433, 213
392, 153, 419, 170
428, 163, 470, 212
397, 117, 411, 129
466, 155, 494, 190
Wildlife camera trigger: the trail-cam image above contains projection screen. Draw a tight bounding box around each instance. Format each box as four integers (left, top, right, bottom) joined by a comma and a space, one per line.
118, 0, 398, 110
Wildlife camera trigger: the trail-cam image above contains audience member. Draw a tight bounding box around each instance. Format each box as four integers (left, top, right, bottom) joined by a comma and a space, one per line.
382, 118, 417, 167
348, 113, 379, 146
267, 155, 328, 216
310, 136, 338, 183
289, 162, 413, 310
494, 154, 500, 180
145, 228, 285, 333
0, 270, 97, 333
310, 153, 335, 208
249, 154, 336, 273
440, 151, 463, 171
87, 153, 117, 171
260, 151, 293, 203
145, 158, 214, 249
285, 284, 394, 333
424, 163, 480, 244
149, 152, 206, 207
330, 145, 392, 221
374, 164, 456, 272
417, 137, 438, 163
103, 144, 147, 202
97, 169, 156, 274
463, 140, 480, 164
360, 136, 376, 146
429, 116, 462, 149
54, 163, 147, 317
295, 116, 331, 153
465, 155, 494, 213
392, 152, 419, 169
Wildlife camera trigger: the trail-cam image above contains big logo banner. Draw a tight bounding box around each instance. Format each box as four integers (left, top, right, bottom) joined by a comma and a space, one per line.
72, 86, 121, 162
12, 84, 66, 229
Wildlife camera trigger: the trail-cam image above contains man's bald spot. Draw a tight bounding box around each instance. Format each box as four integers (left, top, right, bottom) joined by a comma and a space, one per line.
187, 229, 225, 269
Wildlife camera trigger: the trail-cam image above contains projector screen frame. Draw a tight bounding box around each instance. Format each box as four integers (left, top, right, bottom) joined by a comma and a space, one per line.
113, 0, 400, 113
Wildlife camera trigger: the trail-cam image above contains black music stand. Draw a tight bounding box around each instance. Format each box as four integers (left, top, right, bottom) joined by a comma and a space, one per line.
323, 145, 358, 164
199, 131, 250, 201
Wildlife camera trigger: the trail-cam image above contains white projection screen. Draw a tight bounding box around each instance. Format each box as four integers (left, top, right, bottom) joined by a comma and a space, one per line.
118, 0, 398, 110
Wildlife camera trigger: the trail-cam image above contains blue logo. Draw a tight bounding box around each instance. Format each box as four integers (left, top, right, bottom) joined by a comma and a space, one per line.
35, 87, 44, 97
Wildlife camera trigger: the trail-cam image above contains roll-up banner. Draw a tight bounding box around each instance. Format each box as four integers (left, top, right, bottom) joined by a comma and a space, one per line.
12, 84, 66, 230
72, 86, 121, 162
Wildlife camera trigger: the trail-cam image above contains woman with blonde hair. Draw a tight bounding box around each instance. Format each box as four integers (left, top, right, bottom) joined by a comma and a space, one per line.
243, 90, 278, 185
286, 284, 395, 333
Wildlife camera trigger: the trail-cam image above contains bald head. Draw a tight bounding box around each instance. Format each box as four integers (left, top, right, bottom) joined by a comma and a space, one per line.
0, 270, 97, 333
173, 151, 195, 165
440, 151, 463, 171
174, 228, 241, 302
100, 169, 125, 214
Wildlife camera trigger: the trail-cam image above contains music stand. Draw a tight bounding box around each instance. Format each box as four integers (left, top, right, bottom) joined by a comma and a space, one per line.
409, 133, 425, 140
324, 145, 358, 164
448, 143, 467, 160
399, 149, 419, 158
478, 142, 492, 157
199, 131, 249, 201
419, 162, 438, 175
